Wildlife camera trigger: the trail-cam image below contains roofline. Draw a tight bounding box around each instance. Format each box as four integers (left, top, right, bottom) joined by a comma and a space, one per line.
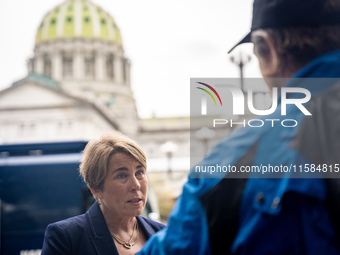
0, 75, 121, 131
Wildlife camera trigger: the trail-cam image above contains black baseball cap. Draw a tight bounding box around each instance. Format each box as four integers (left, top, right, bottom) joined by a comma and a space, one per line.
228, 0, 340, 53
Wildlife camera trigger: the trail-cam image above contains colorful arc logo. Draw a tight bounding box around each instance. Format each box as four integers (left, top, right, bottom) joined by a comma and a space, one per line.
196, 82, 223, 106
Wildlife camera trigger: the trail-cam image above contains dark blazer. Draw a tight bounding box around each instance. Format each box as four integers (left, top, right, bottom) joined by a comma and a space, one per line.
41, 202, 165, 255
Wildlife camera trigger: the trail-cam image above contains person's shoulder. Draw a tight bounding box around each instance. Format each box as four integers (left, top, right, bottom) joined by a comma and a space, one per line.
46, 213, 88, 235
42, 213, 93, 255
138, 216, 166, 231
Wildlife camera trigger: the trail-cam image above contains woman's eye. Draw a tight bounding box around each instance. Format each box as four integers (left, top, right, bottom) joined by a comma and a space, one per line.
136, 170, 145, 177
116, 174, 127, 179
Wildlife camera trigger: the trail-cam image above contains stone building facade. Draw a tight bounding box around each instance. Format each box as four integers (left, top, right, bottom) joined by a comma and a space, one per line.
0, 0, 192, 173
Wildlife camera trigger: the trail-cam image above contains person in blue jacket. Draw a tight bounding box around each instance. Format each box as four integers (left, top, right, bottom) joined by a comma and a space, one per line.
41, 131, 165, 255
139, 0, 340, 254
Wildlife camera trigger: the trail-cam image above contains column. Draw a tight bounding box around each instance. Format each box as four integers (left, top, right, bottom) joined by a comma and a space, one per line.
95, 51, 105, 81
52, 52, 62, 80
74, 51, 83, 79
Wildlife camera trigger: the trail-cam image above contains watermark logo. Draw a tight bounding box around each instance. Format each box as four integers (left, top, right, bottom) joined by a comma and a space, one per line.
192, 79, 312, 129
196, 82, 222, 115
196, 83, 311, 116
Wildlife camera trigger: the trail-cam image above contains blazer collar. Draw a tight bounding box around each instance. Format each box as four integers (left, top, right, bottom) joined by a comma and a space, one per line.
86, 202, 156, 254
136, 216, 157, 239
86, 202, 119, 255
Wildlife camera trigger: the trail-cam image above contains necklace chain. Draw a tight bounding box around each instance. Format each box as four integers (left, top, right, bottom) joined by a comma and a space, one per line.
110, 219, 138, 249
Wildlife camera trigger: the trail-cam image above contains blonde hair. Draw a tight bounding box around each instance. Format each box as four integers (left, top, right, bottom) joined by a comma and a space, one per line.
79, 131, 146, 190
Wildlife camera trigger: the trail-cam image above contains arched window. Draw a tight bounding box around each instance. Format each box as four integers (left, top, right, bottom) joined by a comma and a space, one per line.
63, 54, 73, 78
43, 54, 52, 77
106, 53, 114, 80
84, 54, 95, 78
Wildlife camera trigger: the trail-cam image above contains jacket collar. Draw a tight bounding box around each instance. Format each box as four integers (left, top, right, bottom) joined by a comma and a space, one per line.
292, 49, 340, 79
86, 202, 157, 254
86, 202, 118, 254
277, 50, 340, 100
136, 216, 157, 239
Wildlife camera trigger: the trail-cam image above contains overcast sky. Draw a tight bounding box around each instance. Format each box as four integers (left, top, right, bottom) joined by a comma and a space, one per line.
0, 0, 262, 118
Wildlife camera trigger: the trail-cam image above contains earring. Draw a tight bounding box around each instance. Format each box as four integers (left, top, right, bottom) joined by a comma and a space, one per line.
97, 198, 102, 205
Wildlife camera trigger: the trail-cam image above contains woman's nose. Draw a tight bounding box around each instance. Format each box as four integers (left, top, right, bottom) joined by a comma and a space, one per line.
129, 176, 141, 191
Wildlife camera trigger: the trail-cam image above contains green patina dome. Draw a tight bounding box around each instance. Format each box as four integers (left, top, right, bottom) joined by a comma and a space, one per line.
35, 0, 122, 45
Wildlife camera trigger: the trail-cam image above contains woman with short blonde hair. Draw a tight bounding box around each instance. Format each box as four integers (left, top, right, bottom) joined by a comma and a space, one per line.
42, 131, 165, 255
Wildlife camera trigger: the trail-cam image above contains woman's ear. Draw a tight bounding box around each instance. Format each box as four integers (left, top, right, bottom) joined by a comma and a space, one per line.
90, 186, 102, 200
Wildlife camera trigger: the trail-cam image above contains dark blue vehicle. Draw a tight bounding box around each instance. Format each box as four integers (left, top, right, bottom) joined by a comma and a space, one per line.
0, 141, 159, 255
0, 141, 90, 255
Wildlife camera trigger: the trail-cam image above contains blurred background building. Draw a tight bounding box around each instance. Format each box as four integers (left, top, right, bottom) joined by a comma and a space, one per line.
0, 0, 194, 220
0, 0, 270, 220
0, 0, 137, 141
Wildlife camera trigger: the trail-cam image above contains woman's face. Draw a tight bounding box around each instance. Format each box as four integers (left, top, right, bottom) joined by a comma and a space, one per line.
95, 152, 148, 219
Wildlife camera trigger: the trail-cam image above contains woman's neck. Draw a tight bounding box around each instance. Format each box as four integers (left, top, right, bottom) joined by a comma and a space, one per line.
99, 202, 136, 234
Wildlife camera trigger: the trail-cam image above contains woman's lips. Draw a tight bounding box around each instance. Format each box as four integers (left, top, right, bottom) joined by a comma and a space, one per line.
127, 198, 142, 204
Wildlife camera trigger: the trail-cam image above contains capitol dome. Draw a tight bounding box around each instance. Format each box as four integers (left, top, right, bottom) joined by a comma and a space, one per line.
28, 0, 129, 88
26, 0, 137, 135
35, 0, 122, 46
